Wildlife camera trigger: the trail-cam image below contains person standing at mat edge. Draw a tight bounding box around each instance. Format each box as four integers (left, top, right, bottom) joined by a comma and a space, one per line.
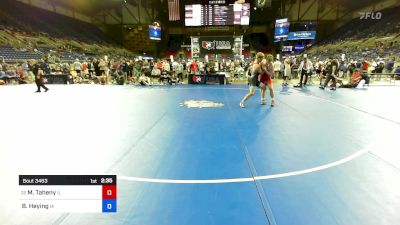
240, 52, 264, 108
33, 59, 49, 93
294, 56, 313, 88
320, 57, 338, 91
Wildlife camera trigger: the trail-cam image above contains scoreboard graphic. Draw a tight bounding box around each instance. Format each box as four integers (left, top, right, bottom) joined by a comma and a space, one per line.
19, 175, 117, 213
185, 3, 250, 26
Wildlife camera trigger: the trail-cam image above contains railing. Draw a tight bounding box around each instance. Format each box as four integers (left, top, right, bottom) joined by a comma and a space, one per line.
368, 73, 399, 84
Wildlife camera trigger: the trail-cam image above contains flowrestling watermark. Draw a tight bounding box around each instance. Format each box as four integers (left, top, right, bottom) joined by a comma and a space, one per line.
359, 12, 382, 20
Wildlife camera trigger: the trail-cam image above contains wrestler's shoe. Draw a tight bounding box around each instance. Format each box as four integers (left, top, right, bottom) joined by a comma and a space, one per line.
261, 99, 266, 105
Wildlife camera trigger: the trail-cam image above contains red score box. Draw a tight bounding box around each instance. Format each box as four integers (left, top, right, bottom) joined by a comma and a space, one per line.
102, 185, 117, 199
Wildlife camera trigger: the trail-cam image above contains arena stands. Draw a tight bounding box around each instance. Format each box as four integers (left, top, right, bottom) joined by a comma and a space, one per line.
0, 45, 42, 61
308, 6, 400, 57
0, 0, 114, 43
0, 0, 134, 63
321, 7, 400, 43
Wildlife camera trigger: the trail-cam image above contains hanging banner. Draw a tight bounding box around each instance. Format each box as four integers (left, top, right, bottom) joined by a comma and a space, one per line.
282, 46, 293, 52
191, 36, 242, 58
287, 31, 316, 40
191, 37, 200, 58
199, 36, 234, 56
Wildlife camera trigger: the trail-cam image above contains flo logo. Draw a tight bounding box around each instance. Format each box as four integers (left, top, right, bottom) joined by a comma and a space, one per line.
202, 41, 215, 50
359, 12, 382, 19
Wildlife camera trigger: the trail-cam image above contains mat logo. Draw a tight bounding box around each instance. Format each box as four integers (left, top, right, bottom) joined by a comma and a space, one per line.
192, 76, 202, 83
201, 41, 231, 50
202, 41, 215, 50
180, 100, 224, 108
359, 12, 382, 20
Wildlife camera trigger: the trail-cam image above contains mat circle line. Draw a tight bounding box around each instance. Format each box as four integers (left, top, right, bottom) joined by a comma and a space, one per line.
118, 87, 372, 184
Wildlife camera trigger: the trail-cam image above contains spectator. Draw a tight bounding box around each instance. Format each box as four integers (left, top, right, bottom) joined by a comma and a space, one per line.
0, 63, 9, 82
386, 58, 395, 73
374, 62, 384, 80
189, 60, 198, 74
151, 65, 161, 77
74, 59, 82, 78
155, 60, 163, 71
120, 59, 129, 77
339, 70, 364, 88
361, 59, 369, 74
21, 61, 29, 77
99, 59, 107, 76
162, 60, 171, 73
88, 60, 94, 78
395, 65, 400, 74
81, 60, 88, 78
126, 60, 134, 82
93, 58, 100, 76
273, 59, 282, 79
138, 73, 152, 86
282, 57, 291, 86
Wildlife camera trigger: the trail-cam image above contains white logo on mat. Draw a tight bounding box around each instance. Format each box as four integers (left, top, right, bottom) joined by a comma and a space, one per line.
180, 100, 224, 108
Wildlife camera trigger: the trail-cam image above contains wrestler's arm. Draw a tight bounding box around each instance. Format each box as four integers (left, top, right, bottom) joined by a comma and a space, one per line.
261, 63, 274, 76
252, 64, 262, 81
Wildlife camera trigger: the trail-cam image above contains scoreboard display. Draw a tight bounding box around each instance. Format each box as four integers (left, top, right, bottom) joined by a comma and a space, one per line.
274, 18, 290, 40
149, 25, 161, 40
19, 175, 117, 213
185, 3, 250, 26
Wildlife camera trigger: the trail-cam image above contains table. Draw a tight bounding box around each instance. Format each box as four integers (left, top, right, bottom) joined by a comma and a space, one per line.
44, 74, 69, 84
188, 73, 226, 85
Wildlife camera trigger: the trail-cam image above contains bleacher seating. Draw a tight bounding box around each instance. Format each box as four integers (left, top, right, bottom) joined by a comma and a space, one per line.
320, 6, 400, 44
0, 0, 138, 62
305, 6, 399, 59
0, 45, 42, 61
0, 0, 114, 44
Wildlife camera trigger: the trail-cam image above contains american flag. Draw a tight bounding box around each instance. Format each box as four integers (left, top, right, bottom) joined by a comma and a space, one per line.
168, 0, 180, 21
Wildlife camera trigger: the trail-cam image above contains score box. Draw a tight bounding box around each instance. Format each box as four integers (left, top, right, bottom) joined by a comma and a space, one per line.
19, 175, 117, 213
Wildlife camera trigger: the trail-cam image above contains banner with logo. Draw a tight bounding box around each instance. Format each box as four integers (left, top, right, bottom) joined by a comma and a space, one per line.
282, 46, 293, 52
233, 36, 243, 58
294, 44, 305, 52
198, 36, 234, 56
191, 37, 200, 58
287, 31, 316, 40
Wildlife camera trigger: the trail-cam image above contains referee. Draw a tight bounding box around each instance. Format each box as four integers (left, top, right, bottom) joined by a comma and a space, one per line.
294, 56, 313, 88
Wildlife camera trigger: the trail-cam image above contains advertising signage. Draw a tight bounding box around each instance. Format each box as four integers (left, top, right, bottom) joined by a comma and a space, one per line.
287, 31, 316, 40
199, 36, 234, 55
294, 44, 305, 52
282, 46, 293, 52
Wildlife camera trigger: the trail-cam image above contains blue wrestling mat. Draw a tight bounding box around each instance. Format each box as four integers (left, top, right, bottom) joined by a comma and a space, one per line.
1, 84, 399, 225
